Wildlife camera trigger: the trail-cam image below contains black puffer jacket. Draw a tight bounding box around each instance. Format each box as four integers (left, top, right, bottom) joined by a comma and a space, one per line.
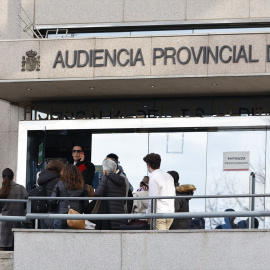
50, 181, 89, 214
170, 184, 196, 230
94, 173, 126, 229
37, 169, 60, 197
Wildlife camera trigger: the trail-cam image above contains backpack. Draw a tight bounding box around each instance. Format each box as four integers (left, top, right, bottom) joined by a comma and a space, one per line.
28, 185, 48, 213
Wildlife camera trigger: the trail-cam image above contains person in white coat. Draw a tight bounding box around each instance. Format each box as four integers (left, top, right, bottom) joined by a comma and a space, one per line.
143, 153, 175, 230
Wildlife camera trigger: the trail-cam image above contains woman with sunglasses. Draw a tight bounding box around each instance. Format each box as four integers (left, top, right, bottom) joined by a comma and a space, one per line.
71, 145, 95, 186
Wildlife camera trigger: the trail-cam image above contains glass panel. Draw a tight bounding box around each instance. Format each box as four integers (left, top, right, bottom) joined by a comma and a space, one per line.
91, 133, 148, 190
148, 132, 207, 213
194, 27, 270, 34
206, 130, 266, 229
265, 130, 270, 228
131, 30, 193, 36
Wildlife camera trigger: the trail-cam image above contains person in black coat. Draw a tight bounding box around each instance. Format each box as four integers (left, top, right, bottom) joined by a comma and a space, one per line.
38, 159, 64, 196
170, 184, 196, 229
37, 159, 65, 228
50, 164, 89, 229
167, 171, 196, 230
71, 145, 95, 186
94, 159, 127, 230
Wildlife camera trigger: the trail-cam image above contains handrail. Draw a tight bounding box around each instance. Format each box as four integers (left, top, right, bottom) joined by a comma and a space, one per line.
0, 199, 28, 202
27, 193, 270, 200
25, 210, 270, 221
1, 194, 270, 230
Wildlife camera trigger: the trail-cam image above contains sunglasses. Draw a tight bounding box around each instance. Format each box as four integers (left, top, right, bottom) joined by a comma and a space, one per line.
72, 150, 82, 153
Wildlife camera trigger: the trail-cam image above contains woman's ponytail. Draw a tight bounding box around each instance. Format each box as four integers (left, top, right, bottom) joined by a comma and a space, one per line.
0, 168, 14, 198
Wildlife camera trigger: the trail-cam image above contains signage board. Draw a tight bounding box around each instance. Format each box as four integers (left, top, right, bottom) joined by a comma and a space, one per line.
223, 151, 249, 171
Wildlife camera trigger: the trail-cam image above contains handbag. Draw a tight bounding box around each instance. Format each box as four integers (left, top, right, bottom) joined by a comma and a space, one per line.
64, 183, 85, 229
90, 176, 111, 230
67, 208, 85, 229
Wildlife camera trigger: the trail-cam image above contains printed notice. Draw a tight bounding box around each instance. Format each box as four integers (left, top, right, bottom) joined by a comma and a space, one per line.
223, 151, 249, 171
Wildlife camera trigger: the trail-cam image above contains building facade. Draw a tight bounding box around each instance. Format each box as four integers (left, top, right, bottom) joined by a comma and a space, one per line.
1, 0, 270, 228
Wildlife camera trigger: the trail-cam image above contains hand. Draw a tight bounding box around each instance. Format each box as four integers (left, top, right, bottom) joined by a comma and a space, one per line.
80, 153, 85, 162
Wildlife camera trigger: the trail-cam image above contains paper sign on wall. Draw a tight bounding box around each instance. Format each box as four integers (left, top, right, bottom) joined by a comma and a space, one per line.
223, 151, 249, 171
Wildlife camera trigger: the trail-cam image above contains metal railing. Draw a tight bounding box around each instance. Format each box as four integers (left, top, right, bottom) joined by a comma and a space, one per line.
1, 193, 270, 230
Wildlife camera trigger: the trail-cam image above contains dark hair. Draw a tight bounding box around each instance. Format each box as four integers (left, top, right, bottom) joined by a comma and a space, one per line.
167, 171, 179, 186
143, 153, 161, 170
72, 145, 84, 152
46, 159, 65, 174
106, 153, 119, 163
61, 164, 84, 190
0, 168, 14, 199
254, 218, 259, 228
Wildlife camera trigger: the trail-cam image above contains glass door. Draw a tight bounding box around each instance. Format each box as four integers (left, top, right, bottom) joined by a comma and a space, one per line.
206, 130, 267, 229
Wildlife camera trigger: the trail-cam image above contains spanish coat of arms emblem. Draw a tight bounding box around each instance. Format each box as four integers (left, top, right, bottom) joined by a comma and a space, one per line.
21, 50, 40, 71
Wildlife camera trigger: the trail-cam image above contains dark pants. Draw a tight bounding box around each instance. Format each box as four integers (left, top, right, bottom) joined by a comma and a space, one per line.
52, 219, 69, 229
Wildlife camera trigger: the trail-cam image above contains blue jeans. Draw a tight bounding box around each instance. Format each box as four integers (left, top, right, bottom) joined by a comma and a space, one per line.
52, 219, 68, 229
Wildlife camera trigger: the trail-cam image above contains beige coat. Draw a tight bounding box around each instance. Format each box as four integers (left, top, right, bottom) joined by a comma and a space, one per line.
132, 190, 149, 214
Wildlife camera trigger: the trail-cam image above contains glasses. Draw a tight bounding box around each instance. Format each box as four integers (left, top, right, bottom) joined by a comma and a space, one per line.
72, 150, 82, 153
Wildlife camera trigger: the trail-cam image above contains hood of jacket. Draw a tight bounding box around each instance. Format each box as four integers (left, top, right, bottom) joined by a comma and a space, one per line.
106, 173, 126, 187
133, 190, 149, 198
176, 184, 196, 195
133, 190, 149, 208
37, 169, 60, 186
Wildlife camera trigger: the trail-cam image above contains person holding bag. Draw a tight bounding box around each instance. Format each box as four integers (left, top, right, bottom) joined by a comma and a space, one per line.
50, 165, 89, 229
93, 159, 127, 230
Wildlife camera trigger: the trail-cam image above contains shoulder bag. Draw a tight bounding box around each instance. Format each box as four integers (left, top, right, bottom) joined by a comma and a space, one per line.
64, 184, 85, 230
90, 176, 111, 230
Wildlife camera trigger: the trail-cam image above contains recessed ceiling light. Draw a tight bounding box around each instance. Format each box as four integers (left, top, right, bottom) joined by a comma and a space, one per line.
89, 87, 95, 89
150, 85, 155, 88
27, 88, 32, 91
212, 83, 218, 86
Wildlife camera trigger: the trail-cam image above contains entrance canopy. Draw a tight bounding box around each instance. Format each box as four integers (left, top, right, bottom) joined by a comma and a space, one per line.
2, 75, 270, 103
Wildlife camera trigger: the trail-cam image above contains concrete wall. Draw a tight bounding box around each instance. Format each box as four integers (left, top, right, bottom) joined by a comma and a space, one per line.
1, 1, 270, 41
35, 0, 270, 26
0, 252, 13, 270
0, 0, 34, 40
0, 100, 24, 185
13, 229, 270, 270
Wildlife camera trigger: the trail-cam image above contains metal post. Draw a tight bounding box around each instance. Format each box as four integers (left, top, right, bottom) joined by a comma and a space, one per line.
249, 172, 255, 229
26, 199, 31, 216
153, 198, 157, 230
150, 198, 154, 230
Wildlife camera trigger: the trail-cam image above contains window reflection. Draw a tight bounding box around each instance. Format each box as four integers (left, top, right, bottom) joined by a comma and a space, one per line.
206, 130, 266, 229
46, 27, 270, 39
91, 129, 268, 229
